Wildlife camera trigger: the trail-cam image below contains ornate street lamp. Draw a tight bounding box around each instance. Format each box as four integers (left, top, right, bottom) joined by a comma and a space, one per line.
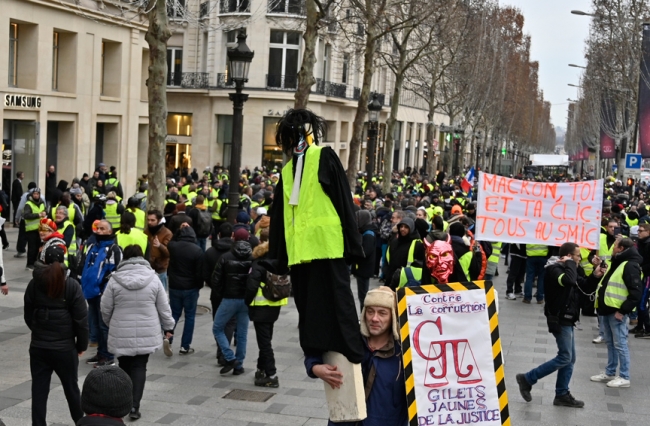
366, 94, 383, 180
226, 32, 254, 224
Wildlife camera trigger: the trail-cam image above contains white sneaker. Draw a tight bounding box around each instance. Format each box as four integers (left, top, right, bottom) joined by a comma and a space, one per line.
606, 377, 630, 388
506, 293, 516, 300
592, 336, 605, 344
590, 373, 615, 383
163, 338, 173, 357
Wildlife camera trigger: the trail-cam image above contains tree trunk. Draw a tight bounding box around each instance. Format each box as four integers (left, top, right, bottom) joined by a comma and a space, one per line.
382, 72, 406, 194
294, 0, 319, 109
425, 78, 437, 180
346, 12, 377, 189
145, 1, 172, 212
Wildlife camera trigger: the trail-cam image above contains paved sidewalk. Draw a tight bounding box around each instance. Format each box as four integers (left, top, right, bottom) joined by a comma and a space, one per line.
0, 229, 648, 425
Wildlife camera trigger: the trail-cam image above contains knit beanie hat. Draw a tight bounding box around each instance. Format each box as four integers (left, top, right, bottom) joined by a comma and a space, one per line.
81, 366, 133, 417
236, 211, 250, 224
449, 222, 466, 237
233, 228, 250, 242
360, 286, 400, 341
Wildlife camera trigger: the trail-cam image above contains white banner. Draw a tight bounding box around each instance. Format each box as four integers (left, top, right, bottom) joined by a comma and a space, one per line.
476, 173, 603, 250
400, 284, 506, 426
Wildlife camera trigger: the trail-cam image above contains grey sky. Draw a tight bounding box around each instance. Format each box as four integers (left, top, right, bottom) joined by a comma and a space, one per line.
503, 0, 592, 130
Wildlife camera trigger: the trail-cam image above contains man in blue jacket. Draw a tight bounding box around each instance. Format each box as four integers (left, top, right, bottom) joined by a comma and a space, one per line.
305, 286, 407, 426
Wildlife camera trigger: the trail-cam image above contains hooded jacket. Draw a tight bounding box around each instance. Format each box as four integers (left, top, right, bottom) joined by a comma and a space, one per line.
24, 266, 89, 353
167, 227, 205, 290
101, 257, 175, 357
353, 210, 378, 279
212, 240, 253, 299
596, 246, 643, 316
386, 217, 422, 287
144, 222, 173, 273
543, 257, 593, 327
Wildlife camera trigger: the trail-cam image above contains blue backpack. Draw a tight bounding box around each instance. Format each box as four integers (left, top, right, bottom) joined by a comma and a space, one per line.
80, 240, 120, 299
404, 267, 422, 287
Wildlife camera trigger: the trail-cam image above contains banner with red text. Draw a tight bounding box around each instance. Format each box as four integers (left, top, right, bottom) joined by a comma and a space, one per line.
476, 173, 603, 250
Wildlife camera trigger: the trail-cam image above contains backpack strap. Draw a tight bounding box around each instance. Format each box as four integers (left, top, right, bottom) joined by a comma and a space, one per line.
363, 230, 374, 237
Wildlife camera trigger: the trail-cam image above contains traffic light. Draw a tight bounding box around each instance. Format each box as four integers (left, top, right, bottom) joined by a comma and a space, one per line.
501, 148, 506, 156
627, 178, 635, 186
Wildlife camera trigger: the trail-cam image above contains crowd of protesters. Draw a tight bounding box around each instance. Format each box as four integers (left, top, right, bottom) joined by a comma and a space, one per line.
3, 154, 650, 424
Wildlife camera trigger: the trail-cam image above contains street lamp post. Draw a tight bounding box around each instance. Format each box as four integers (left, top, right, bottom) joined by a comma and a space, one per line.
452, 137, 460, 177
475, 131, 482, 171
365, 94, 382, 182
226, 32, 254, 224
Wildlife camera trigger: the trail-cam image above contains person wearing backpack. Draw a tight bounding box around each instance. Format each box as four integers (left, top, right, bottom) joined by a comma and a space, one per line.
244, 230, 289, 388
391, 244, 425, 288
188, 195, 213, 252
80, 220, 122, 367
352, 210, 377, 310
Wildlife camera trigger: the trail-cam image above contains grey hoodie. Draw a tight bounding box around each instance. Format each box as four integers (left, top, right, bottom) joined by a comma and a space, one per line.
101, 257, 176, 357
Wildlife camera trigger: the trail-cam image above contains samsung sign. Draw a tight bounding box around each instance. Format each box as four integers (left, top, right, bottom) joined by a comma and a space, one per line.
4, 94, 42, 109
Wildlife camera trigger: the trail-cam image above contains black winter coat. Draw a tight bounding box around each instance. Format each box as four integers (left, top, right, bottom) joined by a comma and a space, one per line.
204, 237, 233, 287
544, 259, 594, 326
212, 241, 253, 299
352, 223, 377, 279
24, 267, 89, 353
167, 227, 205, 290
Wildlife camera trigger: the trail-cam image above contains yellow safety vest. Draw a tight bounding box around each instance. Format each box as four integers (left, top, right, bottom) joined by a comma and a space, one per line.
116, 228, 148, 253
185, 191, 197, 206
104, 203, 121, 230
398, 266, 422, 288
210, 198, 223, 221
106, 178, 120, 190
595, 261, 630, 309
625, 217, 639, 228
249, 284, 289, 307
129, 208, 146, 231
526, 244, 548, 257
61, 220, 77, 257
25, 200, 45, 232
598, 234, 615, 267
486, 242, 501, 275
51, 204, 77, 223
282, 145, 344, 266
579, 247, 593, 276
387, 239, 421, 266
181, 185, 190, 196
458, 251, 472, 281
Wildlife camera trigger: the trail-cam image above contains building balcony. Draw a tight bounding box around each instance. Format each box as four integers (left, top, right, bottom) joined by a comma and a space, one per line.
314, 79, 347, 99
167, 72, 210, 89
266, 74, 297, 91
267, 0, 306, 16
215, 73, 235, 88
219, 0, 251, 15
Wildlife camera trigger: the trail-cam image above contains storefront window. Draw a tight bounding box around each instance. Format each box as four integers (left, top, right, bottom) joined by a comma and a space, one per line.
262, 117, 283, 171
165, 143, 191, 174
167, 113, 192, 136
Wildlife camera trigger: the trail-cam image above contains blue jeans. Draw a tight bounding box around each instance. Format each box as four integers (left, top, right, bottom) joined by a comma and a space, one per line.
212, 298, 249, 365
524, 325, 575, 396
380, 243, 388, 279
87, 296, 112, 359
601, 314, 630, 379
169, 288, 200, 350
157, 272, 168, 292
196, 238, 207, 252
524, 256, 547, 302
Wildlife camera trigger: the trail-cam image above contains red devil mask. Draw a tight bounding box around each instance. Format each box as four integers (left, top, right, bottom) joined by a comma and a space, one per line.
424, 237, 454, 284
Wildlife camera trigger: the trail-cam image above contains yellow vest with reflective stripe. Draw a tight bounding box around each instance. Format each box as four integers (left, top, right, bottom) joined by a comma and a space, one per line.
596, 261, 630, 309
398, 266, 422, 288
625, 217, 639, 228
526, 244, 548, 257
185, 192, 197, 206
25, 200, 45, 232
488, 242, 502, 264
105, 203, 121, 229
282, 145, 344, 266
250, 284, 289, 307
580, 247, 593, 276
116, 229, 148, 253
62, 221, 77, 257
